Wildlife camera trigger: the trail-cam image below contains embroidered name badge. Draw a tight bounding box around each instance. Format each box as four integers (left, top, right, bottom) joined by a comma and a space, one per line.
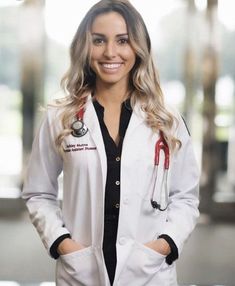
63, 143, 97, 153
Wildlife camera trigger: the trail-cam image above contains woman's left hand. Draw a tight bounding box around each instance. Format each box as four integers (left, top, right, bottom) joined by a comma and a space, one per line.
144, 238, 171, 256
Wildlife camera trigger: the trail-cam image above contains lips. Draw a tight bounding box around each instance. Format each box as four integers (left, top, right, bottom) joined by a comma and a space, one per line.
100, 63, 122, 69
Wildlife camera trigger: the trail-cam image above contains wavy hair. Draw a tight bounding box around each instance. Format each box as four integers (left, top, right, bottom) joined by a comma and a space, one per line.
54, 0, 181, 152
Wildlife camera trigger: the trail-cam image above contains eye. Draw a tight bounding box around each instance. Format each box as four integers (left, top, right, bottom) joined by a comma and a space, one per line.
118, 38, 129, 45
92, 38, 105, 46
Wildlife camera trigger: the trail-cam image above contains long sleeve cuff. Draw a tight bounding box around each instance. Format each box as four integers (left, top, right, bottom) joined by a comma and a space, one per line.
158, 234, 179, 265
50, 233, 71, 259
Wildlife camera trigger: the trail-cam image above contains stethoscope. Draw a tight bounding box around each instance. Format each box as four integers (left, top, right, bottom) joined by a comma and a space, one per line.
71, 106, 170, 211
150, 131, 170, 211
71, 107, 88, 137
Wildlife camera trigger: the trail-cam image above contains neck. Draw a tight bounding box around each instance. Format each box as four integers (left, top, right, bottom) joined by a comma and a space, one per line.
94, 81, 130, 106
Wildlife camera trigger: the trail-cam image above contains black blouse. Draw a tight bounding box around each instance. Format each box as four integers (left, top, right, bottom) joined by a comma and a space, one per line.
93, 98, 132, 216
50, 98, 178, 266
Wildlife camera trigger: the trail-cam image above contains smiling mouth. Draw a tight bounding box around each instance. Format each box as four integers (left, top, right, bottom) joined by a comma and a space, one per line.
100, 63, 122, 69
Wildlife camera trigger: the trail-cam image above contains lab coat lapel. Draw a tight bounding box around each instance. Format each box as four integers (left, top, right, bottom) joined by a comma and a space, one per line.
84, 96, 107, 192
124, 102, 146, 139
82, 98, 145, 191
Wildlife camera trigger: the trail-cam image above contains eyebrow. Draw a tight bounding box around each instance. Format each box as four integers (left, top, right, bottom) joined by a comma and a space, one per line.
91, 33, 129, 37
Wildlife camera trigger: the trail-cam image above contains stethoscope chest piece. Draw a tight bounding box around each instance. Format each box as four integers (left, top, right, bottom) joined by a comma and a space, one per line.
71, 119, 88, 137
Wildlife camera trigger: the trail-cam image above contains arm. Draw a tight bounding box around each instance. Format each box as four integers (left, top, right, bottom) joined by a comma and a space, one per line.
56, 238, 85, 256
21, 108, 71, 256
160, 116, 200, 256
145, 116, 199, 263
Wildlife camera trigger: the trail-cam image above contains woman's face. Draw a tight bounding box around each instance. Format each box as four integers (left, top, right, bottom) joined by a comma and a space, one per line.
90, 12, 136, 89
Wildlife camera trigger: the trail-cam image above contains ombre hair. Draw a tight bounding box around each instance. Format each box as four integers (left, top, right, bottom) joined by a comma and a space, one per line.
54, 0, 181, 151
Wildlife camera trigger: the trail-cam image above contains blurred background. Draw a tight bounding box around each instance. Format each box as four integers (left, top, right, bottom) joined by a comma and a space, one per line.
0, 0, 235, 285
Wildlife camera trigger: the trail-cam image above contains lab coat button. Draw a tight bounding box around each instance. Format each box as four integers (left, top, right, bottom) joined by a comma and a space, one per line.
116, 156, 121, 162
115, 203, 120, 209
115, 180, 120, 186
119, 237, 126, 245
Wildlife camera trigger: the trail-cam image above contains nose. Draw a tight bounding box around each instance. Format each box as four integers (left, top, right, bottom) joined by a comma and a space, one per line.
103, 41, 117, 58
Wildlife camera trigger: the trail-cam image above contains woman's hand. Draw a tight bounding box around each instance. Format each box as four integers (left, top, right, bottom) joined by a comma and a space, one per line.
145, 238, 171, 256
57, 238, 85, 256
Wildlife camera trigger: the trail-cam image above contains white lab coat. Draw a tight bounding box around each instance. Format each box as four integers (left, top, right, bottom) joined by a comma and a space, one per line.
22, 94, 200, 286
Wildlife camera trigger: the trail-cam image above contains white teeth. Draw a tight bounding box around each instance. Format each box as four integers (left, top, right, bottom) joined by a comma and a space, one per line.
102, 63, 121, 69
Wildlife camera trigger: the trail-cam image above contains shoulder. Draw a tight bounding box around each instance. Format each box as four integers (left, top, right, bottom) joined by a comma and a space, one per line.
46, 104, 64, 120
165, 103, 181, 122
165, 103, 190, 139
45, 91, 72, 121
37, 103, 66, 136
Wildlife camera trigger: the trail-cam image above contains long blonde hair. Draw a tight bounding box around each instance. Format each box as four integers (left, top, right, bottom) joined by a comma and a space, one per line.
54, 0, 181, 151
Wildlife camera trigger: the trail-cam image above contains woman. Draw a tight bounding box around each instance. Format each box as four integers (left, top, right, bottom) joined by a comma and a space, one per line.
22, 0, 200, 285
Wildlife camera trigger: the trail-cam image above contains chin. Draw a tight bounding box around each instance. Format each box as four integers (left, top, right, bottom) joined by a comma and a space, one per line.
97, 74, 127, 86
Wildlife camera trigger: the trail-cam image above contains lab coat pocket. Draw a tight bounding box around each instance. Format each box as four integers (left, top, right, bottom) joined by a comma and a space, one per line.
118, 241, 166, 285
57, 246, 99, 286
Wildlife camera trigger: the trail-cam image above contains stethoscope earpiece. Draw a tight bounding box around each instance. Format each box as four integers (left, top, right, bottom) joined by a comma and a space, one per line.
151, 199, 168, 211
151, 200, 160, 209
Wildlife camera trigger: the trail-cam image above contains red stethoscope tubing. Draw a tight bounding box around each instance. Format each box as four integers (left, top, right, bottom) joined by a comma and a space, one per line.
77, 108, 85, 121
155, 131, 169, 169
151, 131, 170, 211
